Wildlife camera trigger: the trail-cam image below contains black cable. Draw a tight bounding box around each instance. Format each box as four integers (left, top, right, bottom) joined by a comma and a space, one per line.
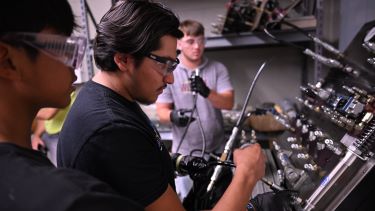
235, 61, 268, 128
264, 19, 373, 77
207, 161, 288, 192
175, 70, 207, 158
111, 0, 118, 6
175, 94, 197, 154
208, 160, 236, 168
205, 61, 268, 194
194, 105, 207, 157
189, 149, 210, 157
84, 0, 98, 29
264, 22, 305, 51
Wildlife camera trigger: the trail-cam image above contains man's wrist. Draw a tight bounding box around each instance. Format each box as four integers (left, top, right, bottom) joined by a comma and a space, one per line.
233, 166, 258, 189
201, 87, 210, 98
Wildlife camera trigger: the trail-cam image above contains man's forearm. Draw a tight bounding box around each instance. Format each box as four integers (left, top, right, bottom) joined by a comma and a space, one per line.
156, 105, 172, 124
207, 90, 234, 110
212, 168, 257, 211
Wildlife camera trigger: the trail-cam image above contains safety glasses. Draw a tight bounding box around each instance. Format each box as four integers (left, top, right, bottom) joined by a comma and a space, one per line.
4, 32, 87, 70
146, 53, 179, 76
180, 37, 206, 46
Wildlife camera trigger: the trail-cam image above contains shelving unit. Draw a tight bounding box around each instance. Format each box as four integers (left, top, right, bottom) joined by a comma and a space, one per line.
205, 28, 315, 51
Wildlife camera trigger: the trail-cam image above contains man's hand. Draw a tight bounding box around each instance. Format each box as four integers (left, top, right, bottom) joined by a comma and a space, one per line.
190, 75, 210, 98
31, 135, 48, 155
31, 136, 45, 151
233, 144, 265, 182
170, 109, 195, 127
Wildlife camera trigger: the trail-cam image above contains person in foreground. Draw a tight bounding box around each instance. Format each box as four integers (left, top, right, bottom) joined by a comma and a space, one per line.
0, 0, 142, 210
57, 1, 265, 210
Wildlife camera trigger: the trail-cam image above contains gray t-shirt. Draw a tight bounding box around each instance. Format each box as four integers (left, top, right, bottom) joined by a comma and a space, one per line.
157, 57, 233, 155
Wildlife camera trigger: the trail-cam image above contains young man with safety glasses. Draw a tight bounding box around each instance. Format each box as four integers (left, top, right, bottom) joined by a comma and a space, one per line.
155, 19, 236, 203
58, 1, 265, 211
0, 0, 141, 210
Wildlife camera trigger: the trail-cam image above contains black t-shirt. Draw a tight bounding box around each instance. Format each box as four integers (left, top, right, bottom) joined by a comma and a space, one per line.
58, 80, 175, 207
0, 143, 142, 211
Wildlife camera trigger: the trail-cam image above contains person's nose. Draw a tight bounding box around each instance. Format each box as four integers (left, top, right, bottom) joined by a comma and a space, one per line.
164, 72, 174, 84
192, 42, 200, 48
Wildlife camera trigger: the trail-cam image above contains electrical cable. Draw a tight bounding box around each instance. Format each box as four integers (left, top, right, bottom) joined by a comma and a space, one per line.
206, 61, 268, 193
190, 149, 208, 157
264, 22, 305, 51
84, 0, 98, 29
207, 161, 298, 194
264, 20, 373, 77
236, 61, 268, 127
175, 69, 207, 158
194, 105, 207, 157
175, 94, 197, 154
208, 160, 236, 168
204, 159, 291, 192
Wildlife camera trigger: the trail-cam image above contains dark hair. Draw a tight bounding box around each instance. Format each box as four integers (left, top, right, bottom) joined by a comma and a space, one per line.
0, 0, 76, 58
179, 20, 205, 37
94, 0, 183, 71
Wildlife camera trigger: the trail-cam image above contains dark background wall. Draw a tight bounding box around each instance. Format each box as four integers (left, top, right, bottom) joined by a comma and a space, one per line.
68, 0, 375, 111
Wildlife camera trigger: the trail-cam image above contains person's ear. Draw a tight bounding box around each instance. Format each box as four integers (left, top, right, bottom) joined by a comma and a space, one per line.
114, 53, 131, 72
0, 43, 18, 80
